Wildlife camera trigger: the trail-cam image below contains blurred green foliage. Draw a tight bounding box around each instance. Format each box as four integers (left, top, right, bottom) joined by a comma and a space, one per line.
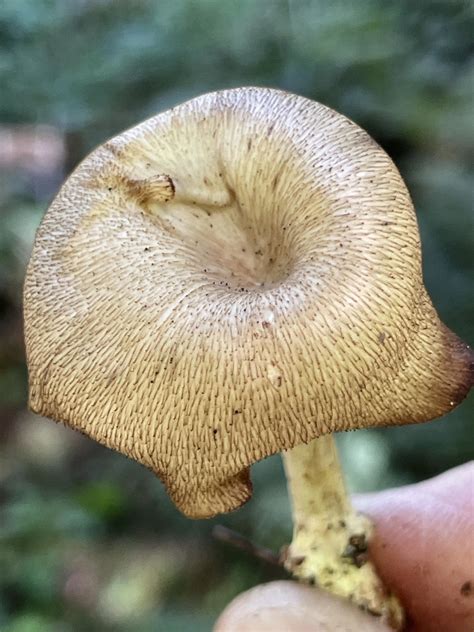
0, 1, 472, 630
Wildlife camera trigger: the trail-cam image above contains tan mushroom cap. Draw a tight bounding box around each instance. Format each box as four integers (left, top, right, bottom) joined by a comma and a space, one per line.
24, 88, 473, 518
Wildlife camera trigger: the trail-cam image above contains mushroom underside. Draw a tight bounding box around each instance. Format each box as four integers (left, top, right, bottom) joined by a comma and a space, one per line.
24, 87, 473, 518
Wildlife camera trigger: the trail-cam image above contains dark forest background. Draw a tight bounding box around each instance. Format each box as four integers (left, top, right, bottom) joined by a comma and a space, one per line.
1, 1, 473, 630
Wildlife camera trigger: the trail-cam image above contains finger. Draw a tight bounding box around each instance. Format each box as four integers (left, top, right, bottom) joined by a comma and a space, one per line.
354, 462, 474, 632
213, 580, 392, 631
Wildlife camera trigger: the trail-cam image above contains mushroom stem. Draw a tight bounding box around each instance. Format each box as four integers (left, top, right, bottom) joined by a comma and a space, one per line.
282, 435, 404, 630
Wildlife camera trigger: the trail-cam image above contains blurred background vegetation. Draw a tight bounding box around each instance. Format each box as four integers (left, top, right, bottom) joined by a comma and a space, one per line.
1, 1, 473, 630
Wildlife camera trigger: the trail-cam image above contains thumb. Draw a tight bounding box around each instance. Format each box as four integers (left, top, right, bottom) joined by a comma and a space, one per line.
213, 580, 392, 631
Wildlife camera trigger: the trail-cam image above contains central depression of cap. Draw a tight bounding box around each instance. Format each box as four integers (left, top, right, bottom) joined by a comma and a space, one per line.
24, 88, 473, 517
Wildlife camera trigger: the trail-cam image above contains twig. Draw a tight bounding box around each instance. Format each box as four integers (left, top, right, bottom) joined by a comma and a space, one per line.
212, 524, 283, 568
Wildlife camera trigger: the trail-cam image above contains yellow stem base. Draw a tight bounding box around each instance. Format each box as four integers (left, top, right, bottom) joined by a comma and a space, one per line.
282, 435, 404, 630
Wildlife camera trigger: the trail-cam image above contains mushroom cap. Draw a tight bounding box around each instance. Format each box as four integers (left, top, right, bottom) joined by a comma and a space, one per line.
24, 88, 473, 518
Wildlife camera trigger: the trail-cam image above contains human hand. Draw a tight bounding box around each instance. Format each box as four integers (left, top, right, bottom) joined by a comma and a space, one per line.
214, 463, 474, 631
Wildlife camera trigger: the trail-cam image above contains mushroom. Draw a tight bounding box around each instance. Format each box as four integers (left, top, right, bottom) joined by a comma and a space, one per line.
24, 88, 473, 628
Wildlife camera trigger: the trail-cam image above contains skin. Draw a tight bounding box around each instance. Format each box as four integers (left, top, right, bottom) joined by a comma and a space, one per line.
215, 463, 474, 632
